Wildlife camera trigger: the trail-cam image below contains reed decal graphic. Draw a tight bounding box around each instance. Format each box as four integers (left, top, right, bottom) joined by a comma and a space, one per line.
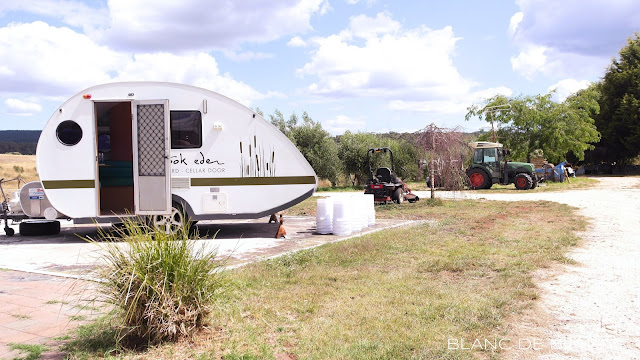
240, 134, 276, 177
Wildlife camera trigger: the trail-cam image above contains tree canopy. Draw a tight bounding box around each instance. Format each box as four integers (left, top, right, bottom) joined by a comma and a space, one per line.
466, 91, 600, 164
337, 131, 419, 185
595, 33, 640, 164
263, 109, 341, 185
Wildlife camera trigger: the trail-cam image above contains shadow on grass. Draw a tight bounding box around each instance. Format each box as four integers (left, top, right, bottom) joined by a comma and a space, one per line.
60, 313, 125, 358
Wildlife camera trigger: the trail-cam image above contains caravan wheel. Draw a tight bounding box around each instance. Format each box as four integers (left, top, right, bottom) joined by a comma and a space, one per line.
151, 203, 193, 234
19, 220, 61, 236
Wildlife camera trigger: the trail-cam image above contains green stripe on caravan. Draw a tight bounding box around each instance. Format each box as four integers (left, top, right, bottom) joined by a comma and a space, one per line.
191, 176, 317, 186
41, 180, 95, 189
41, 177, 316, 189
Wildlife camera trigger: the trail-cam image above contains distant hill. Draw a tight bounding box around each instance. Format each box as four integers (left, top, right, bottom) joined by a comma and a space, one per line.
0, 130, 41, 143
0, 130, 41, 155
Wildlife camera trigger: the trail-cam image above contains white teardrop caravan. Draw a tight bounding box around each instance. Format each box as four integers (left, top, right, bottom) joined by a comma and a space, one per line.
36, 82, 317, 227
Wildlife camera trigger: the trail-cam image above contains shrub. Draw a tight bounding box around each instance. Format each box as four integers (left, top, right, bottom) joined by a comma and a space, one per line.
86, 219, 226, 345
13, 165, 24, 173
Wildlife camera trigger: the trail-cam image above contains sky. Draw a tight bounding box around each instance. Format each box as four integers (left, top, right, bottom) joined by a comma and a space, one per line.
0, 0, 638, 135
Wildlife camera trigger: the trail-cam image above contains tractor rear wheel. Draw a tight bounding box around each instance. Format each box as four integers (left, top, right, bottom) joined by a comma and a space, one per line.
467, 169, 490, 190
515, 173, 533, 190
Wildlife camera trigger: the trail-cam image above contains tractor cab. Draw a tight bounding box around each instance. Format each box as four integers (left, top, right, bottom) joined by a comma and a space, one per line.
364, 147, 419, 203
472, 143, 502, 179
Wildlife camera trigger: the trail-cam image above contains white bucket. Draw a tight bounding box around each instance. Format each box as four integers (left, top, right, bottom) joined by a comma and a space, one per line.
316, 198, 334, 234
365, 193, 376, 226
332, 198, 352, 236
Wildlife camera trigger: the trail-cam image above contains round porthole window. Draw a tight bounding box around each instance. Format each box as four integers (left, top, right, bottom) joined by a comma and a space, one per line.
56, 120, 83, 146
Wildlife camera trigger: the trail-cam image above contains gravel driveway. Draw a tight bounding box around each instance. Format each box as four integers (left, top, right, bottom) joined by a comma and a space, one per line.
416, 177, 640, 359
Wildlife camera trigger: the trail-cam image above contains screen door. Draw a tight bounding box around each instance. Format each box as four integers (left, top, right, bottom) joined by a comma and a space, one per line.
132, 100, 171, 214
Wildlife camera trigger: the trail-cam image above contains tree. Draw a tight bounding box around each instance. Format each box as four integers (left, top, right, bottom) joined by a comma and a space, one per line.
466, 92, 600, 164
265, 109, 341, 186
289, 112, 341, 186
337, 132, 419, 185
267, 109, 298, 140
416, 124, 468, 195
337, 132, 379, 185
595, 33, 640, 164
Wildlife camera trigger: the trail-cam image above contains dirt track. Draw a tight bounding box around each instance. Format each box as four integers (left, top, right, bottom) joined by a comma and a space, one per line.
432, 177, 640, 359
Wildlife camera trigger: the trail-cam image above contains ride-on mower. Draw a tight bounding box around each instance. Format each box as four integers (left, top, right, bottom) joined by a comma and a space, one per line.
364, 147, 419, 203
466, 141, 539, 190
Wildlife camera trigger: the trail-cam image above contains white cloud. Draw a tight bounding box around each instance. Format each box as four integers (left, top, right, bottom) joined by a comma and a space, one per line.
388, 100, 468, 114
0, 65, 14, 76
4, 98, 42, 115
297, 12, 514, 118
345, 12, 401, 39
547, 79, 591, 102
323, 114, 365, 135
114, 52, 281, 106
512, 0, 639, 56
222, 50, 275, 61
0, 0, 108, 34
103, 0, 329, 52
0, 22, 276, 106
287, 36, 307, 47
388, 86, 513, 114
509, 0, 640, 80
510, 44, 548, 80
508, 11, 523, 37
0, 21, 126, 94
345, 0, 376, 6
298, 13, 475, 101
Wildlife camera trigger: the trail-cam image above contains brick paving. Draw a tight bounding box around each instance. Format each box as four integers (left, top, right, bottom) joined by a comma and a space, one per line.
0, 270, 96, 359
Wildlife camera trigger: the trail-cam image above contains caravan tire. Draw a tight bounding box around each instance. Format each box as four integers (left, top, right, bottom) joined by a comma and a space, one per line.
19, 220, 61, 236
150, 202, 192, 235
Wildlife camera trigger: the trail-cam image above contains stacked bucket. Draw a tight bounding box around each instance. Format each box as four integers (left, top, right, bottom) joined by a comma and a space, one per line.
316, 194, 376, 236
316, 198, 334, 234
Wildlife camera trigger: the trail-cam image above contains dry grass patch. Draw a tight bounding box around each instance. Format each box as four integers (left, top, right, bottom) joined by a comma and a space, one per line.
0, 153, 38, 187
62, 199, 585, 360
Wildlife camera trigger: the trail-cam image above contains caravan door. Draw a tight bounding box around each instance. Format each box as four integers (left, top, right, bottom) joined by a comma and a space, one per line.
132, 100, 171, 215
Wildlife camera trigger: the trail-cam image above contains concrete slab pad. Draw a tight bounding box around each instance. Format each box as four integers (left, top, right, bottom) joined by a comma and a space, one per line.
0, 214, 417, 357
0, 216, 412, 278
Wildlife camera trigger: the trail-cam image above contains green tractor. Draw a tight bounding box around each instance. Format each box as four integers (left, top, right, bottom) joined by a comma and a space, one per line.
466, 142, 539, 190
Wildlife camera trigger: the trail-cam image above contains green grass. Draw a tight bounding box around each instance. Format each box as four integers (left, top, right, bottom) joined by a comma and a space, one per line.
60, 313, 122, 359
45, 299, 69, 305
200, 200, 583, 359
473, 176, 597, 193
315, 176, 596, 195
316, 185, 364, 192
8, 343, 48, 360
59, 199, 584, 359
10, 313, 31, 320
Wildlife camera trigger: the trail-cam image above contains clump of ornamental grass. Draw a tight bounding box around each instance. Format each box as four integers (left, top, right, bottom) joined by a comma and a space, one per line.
86, 218, 226, 346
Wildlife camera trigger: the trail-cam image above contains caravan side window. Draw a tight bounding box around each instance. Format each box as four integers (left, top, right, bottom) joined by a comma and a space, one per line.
170, 111, 202, 149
